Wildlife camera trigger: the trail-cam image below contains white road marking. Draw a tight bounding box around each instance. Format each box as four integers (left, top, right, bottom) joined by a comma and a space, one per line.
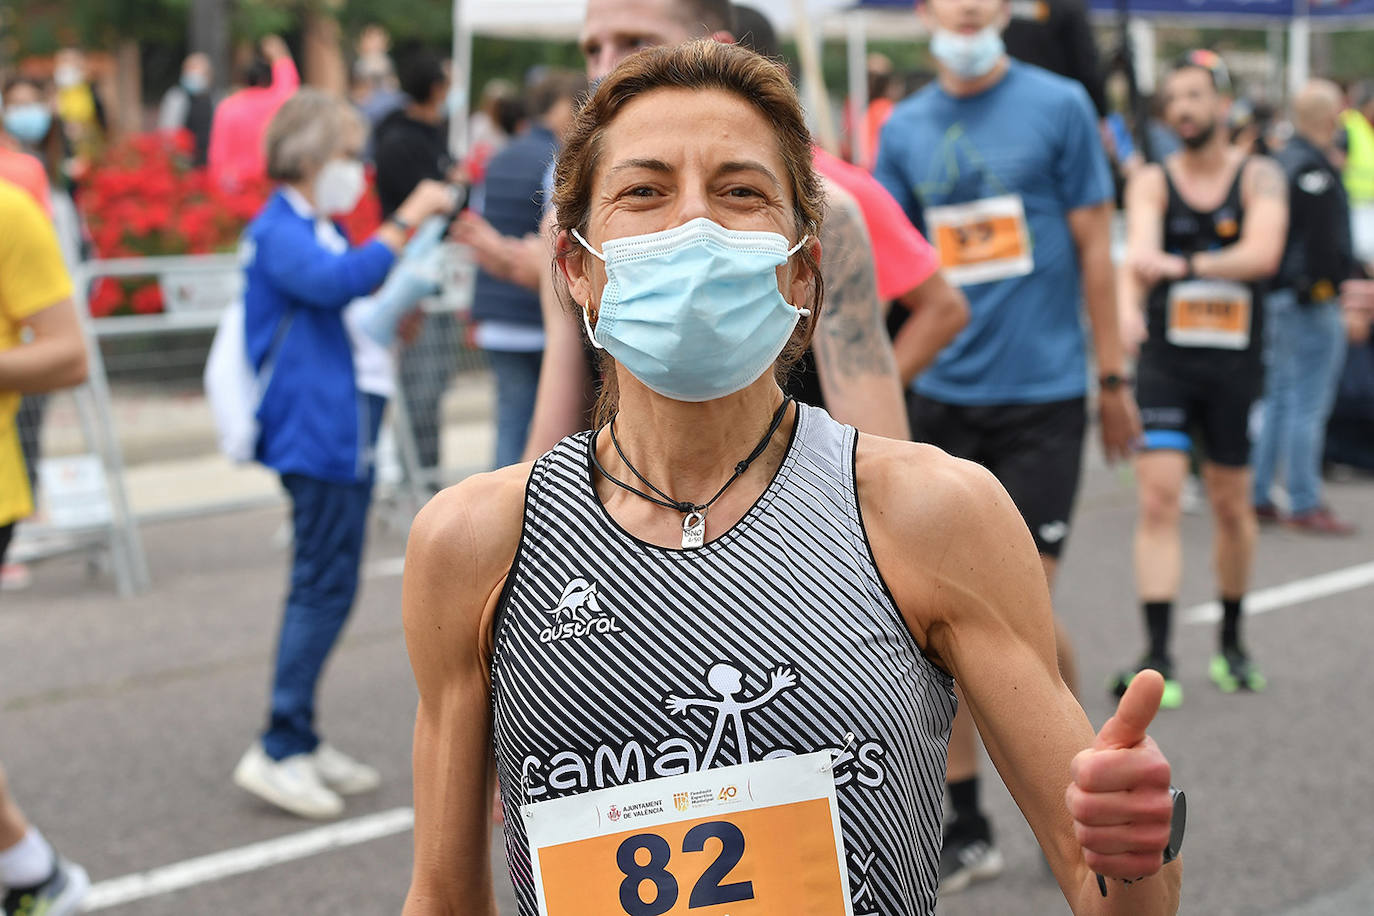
1184, 561, 1374, 625
365, 556, 406, 579
84, 807, 415, 910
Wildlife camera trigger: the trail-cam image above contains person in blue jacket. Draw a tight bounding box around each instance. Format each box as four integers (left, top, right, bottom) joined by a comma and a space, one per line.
231, 88, 455, 820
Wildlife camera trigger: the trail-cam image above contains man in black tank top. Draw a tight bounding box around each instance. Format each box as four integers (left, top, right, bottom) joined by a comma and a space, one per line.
1115, 52, 1288, 706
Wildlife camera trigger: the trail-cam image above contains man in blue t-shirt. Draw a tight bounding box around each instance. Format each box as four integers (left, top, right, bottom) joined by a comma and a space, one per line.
874, 0, 1141, 893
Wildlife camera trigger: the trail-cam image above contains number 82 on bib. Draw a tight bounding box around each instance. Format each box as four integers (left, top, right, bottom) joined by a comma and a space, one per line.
523, 752, 853, 915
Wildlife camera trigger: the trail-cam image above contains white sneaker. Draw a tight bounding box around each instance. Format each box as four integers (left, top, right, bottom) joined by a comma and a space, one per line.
311, 743, 381, 796
233, 743, 344, 819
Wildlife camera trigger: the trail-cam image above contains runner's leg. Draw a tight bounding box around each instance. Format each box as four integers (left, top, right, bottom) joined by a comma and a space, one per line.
1115, 448, 1189, 707
0, 763, 27, 850
1199, 360, 1267, 690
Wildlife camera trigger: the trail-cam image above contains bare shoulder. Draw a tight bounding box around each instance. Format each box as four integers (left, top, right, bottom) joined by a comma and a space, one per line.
1242, 154, 1286, 200
854, 434, 1014, 542
1126, 161, 1167, 204
403, 462, 533, 670
854, 435, 1030, 659
818, 176, 868, 256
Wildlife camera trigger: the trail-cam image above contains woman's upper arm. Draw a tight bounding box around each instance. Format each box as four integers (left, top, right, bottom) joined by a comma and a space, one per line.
402, 468, 528, 915
862, 443, 1099, 892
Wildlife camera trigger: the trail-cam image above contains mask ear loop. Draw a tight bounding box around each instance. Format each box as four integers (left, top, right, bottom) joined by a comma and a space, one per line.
788, 234, 813, 319
569, 228, 608, 348
581, 300, 605, 350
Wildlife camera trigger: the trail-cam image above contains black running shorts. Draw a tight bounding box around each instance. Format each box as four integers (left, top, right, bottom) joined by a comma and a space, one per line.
1136, 349, 1261, 468
906, 392, 1087, 558
0, 523, 11, 568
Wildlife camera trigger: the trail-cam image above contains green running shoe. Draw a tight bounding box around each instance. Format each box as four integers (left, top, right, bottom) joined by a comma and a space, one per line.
1109, 656, 1184, 709
1210, 648, 1266, 693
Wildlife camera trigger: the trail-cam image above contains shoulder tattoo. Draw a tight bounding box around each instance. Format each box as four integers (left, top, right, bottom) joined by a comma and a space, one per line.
814, 197, 896, 381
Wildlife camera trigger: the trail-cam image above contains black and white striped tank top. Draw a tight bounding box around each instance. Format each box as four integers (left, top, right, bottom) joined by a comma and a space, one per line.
492, 404, 957, 915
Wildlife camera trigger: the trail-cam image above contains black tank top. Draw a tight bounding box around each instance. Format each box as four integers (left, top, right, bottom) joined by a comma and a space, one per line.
1144, 159, 1265, 365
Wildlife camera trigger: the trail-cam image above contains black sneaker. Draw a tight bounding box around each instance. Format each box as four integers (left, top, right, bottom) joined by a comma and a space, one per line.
3, 857, 90, 916
939, 827, 1004, 894
1109, 655, 1183, 709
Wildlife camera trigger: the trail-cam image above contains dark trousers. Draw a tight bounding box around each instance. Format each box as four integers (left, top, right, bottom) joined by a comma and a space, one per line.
262, 472, 374, 760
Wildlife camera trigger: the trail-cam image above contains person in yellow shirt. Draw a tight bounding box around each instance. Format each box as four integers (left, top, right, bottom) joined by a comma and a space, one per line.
0, 179, 89, 912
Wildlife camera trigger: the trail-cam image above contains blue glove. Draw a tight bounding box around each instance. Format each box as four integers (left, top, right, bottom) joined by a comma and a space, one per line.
355, 215, 448, 346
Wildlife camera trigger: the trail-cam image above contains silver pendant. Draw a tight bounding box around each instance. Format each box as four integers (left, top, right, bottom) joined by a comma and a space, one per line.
681, 510, 706, 549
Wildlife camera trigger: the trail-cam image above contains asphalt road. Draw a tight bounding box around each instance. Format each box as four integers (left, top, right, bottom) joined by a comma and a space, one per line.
3, 454, 1373, 915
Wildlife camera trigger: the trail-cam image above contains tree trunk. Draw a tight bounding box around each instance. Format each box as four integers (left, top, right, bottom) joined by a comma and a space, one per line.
189, 0, 232, 94
115, 39, 143, 136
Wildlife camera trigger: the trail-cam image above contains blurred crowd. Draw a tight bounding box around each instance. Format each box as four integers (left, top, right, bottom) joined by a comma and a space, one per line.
2, 5, 1374, 911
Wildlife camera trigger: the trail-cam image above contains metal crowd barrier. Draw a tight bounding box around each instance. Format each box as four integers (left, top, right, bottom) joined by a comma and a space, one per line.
19, 249, 486, 596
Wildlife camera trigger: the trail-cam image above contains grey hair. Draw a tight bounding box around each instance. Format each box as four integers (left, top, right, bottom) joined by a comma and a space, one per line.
264, 88, 365, 182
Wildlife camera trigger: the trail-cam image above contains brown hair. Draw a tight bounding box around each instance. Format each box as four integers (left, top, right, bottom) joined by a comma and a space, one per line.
552, 40, 825, 426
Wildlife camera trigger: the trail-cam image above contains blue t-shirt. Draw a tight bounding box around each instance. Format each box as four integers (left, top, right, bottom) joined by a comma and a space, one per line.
875, 61, 1113, 406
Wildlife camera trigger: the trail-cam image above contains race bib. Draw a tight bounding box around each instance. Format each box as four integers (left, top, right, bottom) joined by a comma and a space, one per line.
1166, 280, 1253, 350
925, 194, 1034, 286
523, 751, 853, 916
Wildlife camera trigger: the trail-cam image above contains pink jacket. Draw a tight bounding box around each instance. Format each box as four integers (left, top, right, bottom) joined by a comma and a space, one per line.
207, 58, 300, 191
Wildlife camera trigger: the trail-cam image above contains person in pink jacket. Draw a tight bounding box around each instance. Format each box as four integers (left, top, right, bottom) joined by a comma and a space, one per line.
208, 35, 299, 191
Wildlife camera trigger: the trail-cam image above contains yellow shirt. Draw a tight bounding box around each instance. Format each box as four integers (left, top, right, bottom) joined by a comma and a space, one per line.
0, 181, 74, 526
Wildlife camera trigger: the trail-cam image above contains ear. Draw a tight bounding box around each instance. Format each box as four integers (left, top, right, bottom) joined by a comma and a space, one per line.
556, 229, 596, 307
787, 237, 823, 311
712, 30, 736, 45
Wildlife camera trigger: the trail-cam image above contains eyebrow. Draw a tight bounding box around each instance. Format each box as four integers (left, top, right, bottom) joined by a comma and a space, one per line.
607, 158, 674, 176
717, 160, 782, 190
606, 158, 782, 189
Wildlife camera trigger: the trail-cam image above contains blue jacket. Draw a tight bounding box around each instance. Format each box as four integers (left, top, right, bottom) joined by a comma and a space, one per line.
242, 191, 396, 483
470, 124, 558, 328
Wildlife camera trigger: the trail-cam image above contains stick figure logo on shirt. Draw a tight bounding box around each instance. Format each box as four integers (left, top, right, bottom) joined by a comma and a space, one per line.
664, 662, 798, 768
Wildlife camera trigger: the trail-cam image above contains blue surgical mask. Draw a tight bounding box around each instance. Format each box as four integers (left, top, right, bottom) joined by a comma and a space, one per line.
574, 217, 811, 403
182, 73, 209, 95
3, 105, 51, 145
930, 26, 1005, 80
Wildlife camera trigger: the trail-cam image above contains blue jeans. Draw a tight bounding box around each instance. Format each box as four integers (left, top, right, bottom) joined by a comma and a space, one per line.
1251, 291, 1347, 514
485, 349, 543, 468
262, 473, 374, 760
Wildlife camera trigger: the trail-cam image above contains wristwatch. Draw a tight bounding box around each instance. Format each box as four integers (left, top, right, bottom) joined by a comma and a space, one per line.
1095, 786, 1185, 896
386, 214, 413, 234
1099, 372, 1130, 392
1163, 785, 1186, 865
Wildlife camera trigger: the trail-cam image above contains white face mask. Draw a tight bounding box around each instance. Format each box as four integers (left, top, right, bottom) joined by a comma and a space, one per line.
54, 65, 82, 89
930, 26, 1006, 80
313, 158, 367, 216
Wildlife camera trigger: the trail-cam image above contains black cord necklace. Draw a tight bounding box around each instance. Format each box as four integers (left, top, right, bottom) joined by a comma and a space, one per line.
589, 397, 793, 549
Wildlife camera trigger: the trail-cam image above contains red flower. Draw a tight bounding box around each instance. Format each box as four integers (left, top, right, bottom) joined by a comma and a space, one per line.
130, 284, 164, 315
88, 279, 123, 318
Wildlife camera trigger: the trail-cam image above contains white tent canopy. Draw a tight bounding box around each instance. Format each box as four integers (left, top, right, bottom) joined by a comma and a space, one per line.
456, 0, 890, 39
449, 0, 889, 154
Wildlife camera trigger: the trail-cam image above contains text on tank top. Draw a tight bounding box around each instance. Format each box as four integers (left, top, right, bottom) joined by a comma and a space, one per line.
490, 404, 956, 916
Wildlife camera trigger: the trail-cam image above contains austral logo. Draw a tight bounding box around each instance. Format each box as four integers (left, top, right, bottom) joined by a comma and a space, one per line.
540, 577, 624, 643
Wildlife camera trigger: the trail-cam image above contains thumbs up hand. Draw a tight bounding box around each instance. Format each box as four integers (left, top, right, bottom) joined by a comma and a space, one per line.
1065, 670, 1176, 880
